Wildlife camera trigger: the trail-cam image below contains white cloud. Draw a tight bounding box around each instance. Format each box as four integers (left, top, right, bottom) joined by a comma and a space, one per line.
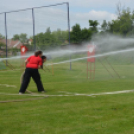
56, 0, 134, 9
70, 10, 117, 29
74, 10, 117, 21
70, 0, 125, 7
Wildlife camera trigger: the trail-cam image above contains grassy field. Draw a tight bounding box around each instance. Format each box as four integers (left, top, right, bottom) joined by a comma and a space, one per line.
0, 55, 134, 134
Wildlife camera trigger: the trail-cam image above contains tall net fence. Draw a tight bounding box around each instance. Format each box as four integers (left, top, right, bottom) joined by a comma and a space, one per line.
34, 4, 69, 50
6, 10, 33, 52
0, 2, 70, 69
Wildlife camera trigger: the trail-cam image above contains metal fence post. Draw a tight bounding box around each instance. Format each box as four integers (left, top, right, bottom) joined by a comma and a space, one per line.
32, 8, 36, 51
4, 12, 8, 65
67, 2, 71, 70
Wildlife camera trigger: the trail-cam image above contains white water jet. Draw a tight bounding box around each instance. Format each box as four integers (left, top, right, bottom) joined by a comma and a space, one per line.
46, 48, 134, 66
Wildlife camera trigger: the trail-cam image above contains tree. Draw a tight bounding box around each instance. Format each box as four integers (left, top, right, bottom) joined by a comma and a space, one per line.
119, 8, 133, 36
46, 27, 51, 34
89, 20, 99, 34
116, 2, 125, 19
51, 29, 68, 46
12, 33, 28, 43
81, 28, 92, 41
0, 42, 5, 50
12, 34, 20, 40
19, 33, 28, 44
44, 27, 52, 46
51, 29, 62, 45
101, 20, 108, 31
107, 7, 134, 36
0, 33, 5, 39
70, 24, 82, 44
9, 47, 19, 56
35, 32, 45, 46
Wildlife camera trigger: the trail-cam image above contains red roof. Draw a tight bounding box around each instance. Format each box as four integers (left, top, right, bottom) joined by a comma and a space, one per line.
0, 39, 23, 49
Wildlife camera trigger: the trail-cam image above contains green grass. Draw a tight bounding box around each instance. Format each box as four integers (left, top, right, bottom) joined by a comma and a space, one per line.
0, 58, 134, 134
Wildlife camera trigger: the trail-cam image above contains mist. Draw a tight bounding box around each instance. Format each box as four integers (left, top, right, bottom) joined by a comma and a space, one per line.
91, 33, 134, 53
0, 34, 134, 64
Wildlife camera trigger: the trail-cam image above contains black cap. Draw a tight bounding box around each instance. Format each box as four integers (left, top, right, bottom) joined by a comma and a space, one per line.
41, 55, 47, 59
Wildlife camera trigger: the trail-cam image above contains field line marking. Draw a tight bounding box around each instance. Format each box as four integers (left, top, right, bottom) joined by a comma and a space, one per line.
0, 89, 134, 97
75, 89, 134, 96
0, 97, 47, 103
0, 84, 17, 88
0, 84, 33, 94
0, 69, 20, 72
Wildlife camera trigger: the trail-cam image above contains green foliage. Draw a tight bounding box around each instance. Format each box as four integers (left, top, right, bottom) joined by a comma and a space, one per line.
101, 20, 108, 31
70, 21, 99, 44
0, 42, 5, 48
81, 28, 92, 41
0, 33, 5, 39
19, 33, 28, 44
89, 20, 99, 34
12, 33, 28, 43
52, 29, 68, 45
24, 44, 33, 51
70, 23, 93, 44
12, 34, 20, 40
70, 24, 82, 44
35, 28, 68, 49
0, 42, 6, 52
102, 8, 134, 37
9, 47, 20, 56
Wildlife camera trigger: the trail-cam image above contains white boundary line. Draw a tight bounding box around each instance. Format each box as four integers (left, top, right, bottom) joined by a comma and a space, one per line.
0, 84, 17, 88
0, 69, 20, 72
0, 89, 134, 97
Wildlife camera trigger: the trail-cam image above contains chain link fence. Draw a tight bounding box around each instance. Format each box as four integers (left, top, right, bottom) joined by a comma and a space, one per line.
0, 2, 70, 59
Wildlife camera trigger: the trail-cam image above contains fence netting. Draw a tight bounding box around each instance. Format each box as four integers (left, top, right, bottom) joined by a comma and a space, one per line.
0, 3, 69, 70
34, 4, 68, 50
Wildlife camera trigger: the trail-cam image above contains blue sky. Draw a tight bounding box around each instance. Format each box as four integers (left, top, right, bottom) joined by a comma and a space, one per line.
0, 0, 133, 13
0, 0, 134, 38
1, 0, 133, 24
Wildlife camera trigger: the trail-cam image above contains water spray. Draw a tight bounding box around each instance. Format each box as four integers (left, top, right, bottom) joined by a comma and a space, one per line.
46, 48, 134, 66
1, 47, 134, 67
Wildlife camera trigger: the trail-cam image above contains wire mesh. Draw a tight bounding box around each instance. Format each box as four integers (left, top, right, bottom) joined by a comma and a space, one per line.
34, 4, 69, 50
0, 3, 70, 70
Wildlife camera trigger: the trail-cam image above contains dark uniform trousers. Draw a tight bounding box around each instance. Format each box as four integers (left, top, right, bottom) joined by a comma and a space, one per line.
19, 68, 45, 93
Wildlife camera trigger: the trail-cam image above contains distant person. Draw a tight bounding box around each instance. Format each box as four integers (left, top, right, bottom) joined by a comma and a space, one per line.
19, 51, 47, 94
